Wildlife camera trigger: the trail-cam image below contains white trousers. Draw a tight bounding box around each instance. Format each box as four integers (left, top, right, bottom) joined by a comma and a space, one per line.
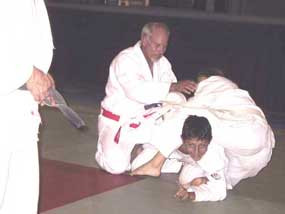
0, 91, 40, 214
95, 112, 154, 174
131, 111, 187, 172
96, 109, 184, 174
96, 93, 187, 174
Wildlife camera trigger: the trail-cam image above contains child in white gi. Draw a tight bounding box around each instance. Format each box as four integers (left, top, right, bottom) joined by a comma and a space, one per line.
174, 115, 228, 201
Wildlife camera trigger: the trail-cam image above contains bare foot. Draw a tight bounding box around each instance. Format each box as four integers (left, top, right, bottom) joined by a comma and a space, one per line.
130, 151, 166, 177
130, 162, 161, 177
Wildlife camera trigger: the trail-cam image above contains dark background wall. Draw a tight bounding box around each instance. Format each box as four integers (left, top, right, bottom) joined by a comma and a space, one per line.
47, 6, 285, 113
244, 0, 285, 18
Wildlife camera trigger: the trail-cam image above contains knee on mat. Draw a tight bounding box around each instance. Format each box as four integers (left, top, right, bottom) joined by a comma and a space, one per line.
102, 151, 130, 174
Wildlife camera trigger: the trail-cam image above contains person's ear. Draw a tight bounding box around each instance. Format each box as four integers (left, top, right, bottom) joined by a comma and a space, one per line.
141, 35, 147, 46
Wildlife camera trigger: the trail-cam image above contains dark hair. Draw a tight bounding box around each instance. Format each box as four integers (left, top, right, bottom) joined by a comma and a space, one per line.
196, 67, 225, 82
181, 115, 212, 142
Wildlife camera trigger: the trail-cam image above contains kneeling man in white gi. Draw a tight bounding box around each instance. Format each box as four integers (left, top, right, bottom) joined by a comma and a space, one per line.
95, 22, 196, 174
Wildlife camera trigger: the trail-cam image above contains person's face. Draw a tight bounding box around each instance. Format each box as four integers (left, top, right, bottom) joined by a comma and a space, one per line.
178, 138, 209, 161
141, 27, 169, 63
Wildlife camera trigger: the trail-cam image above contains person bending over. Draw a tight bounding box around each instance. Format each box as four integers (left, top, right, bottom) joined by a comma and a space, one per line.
130, 69, 275, 199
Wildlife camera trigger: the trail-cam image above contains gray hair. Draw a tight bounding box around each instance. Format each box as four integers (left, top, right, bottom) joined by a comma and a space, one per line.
141, 22, 170, 38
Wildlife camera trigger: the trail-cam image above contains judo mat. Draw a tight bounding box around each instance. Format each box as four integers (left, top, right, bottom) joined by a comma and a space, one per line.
38, 159, 142, 212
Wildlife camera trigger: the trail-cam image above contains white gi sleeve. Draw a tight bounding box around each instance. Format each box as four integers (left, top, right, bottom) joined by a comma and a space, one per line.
0, 0, 53, 95
155, 57, 177, 83
32, 0, 54, 73
150, 111, 188, 157
186, 143, 228, 202
187, 169, 227, 202
112, 54, 175, 104
0, 1, 33, 94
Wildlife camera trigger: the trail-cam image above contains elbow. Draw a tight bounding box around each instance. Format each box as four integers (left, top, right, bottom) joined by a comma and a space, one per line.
194, 188, 227, 202
216, 189, 227, 201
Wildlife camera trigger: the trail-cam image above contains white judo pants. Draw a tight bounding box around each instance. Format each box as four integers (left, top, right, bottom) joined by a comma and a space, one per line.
0, 91, 41, 214
95, 114, 133, 174
96, 92, 187, 174
131, 112, 187, 173
95, 113, 154, 174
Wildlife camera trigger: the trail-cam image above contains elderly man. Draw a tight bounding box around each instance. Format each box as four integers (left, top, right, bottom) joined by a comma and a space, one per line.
0, 1, 55, 213
95, 22, 196, 174
130, 70, 275, 201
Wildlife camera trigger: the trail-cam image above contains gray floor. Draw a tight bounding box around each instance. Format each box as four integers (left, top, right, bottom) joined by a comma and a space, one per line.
39, 86, 285, 214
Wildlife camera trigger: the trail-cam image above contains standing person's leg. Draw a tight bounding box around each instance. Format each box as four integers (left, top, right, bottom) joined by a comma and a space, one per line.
0, 150, 10, 211
0, 141, 39, 214
0, 103, 41, 214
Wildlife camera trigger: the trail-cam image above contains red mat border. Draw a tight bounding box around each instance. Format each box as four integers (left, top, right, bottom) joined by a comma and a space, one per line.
39, 159, 143, 212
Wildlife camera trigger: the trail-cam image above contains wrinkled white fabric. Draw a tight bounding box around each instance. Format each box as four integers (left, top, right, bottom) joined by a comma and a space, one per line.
0, 1, 53, 213
181, 76, 275, 188
96, 41, 178, 174
132, 76, 275, 201
0, 0, 54, 95
101, 41, 176, 117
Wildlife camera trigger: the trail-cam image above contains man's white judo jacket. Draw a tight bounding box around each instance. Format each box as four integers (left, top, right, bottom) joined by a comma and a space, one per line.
96, 41, 178, 174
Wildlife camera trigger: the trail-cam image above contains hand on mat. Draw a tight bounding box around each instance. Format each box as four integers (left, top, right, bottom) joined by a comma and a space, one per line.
174, 185, 195, 201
